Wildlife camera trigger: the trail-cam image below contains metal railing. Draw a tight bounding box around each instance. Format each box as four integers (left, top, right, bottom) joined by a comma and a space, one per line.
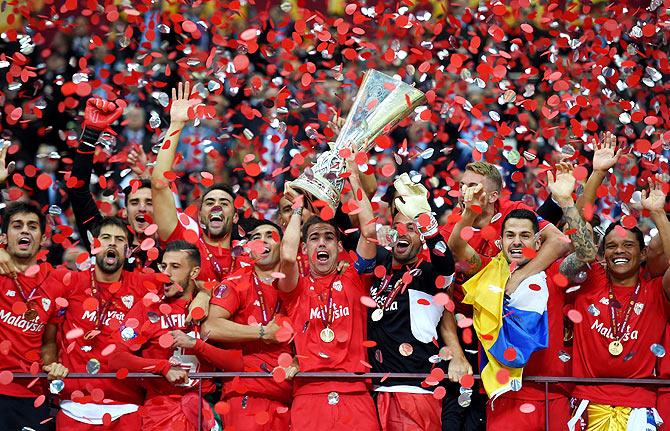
13, 372, 670, 430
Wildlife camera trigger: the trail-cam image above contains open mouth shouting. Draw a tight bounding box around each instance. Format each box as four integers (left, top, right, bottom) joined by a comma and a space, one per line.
104, 248, 119, 265
134, 213, 149, 230
394, 238, 411, 254
17, 236, 32, 251
208, 206, 224, 230
316, 250, 330, 263
508, 247, 524, 259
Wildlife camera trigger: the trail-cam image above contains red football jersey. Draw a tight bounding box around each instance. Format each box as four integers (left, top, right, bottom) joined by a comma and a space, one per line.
50, 269, 162, 405
280, 266, 371, 396
572, 265, 668, 407
0, 264, 67, 397
211, 270, 293, 403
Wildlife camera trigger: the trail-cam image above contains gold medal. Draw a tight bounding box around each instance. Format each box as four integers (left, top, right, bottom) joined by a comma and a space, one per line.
608, 340, 623, 356
320, 327, 335, 343
23, 308, 38, 321
371, 308, 384, 322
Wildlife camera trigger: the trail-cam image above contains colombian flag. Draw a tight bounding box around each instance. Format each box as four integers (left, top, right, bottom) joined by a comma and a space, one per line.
462, 253, 549, 400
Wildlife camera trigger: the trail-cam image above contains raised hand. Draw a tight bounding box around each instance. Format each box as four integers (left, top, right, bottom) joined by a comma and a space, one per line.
547, 162, 576, 208
0, 142, 15, 184
127, 144, 149, 178
462, 183, 487, 215
83, 98, 124, 131
641, 174, 667, 213
592, 131, 623, 172
170, 81, 200, 125
393, 173, 431, 219
327, 107, 345, 137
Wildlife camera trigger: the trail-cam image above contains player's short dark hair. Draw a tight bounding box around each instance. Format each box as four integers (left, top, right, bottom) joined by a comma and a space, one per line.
247, 218, 283, 239
202, 183, 236, 204
602, 220, 645, 251
164, 240, 201, 266
91, 216, 133, 244
301, 216, 340, 242
123, 179, 151, 207
2, 202, 46, 234
502, 209, 540, 234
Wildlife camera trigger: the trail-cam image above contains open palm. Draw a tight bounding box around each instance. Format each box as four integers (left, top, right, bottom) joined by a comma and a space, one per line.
592, 132, 623, 172
547, 162, 576, 203
0, 143, 14, 184
170, 81, 199, 124
641, 177, 667, 212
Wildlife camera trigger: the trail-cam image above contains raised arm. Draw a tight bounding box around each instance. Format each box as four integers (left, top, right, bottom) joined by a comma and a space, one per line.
447, 184, 485, 279
67, 98, 123, 250
348, 161, 376, 260
576, 132, 623, 214
151, 82, 198, 241
640, 177, 670, 300
277, 192, 302, 293
550, 162, 598, 282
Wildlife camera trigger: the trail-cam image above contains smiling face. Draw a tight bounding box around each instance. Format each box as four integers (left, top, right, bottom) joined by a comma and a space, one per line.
603, 229, 643, 281
160, 250, 198, 298
391, 212, 422, 265
3, 212, 45, 262
95, 224, 128, 274
501, 218, 540, 266
200, 189, 237, 240
302, 222, 342, 277
126, 187, 153, 235
248, 224, 280, 269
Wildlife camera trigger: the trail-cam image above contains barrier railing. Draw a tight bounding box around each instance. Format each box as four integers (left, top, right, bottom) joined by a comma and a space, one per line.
12, 372, 670, 431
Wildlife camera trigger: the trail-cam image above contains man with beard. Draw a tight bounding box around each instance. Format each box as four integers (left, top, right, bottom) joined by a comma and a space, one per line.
44, 217, 165, 429
67, 97, 158, 270
368, 173, 468, 431
152, 82, 245, 284
439, 161, 569, 431
108, 240, 244, 431
277, 162, 380, 431
552, 166, 670, 431
203, 219, 296, 430
449, 174, 571, 431
0, 202, 69, 430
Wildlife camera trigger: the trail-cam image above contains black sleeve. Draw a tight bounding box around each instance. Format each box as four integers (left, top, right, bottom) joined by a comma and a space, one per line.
426, 234, 455, 277
67, 128, 103, 251
536, 195, 563, 226
335, 205, 360, 252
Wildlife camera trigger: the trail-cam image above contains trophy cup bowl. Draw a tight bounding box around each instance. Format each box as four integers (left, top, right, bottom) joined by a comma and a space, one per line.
290, 70, 426, 210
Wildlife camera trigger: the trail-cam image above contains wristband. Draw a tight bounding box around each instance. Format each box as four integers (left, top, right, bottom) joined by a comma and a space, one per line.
259, 325, 266, 340
292, 207, 303, 216
80, 128, 103, 150
415, 213, 439, 239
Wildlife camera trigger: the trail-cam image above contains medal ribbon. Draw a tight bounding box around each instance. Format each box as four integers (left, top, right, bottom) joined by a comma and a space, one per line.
607, 281, 641, 343
12, 275, 39, 307
312, 274, 338, 330
90, 267, 121, 332
199, 237, 235, 280
252, 273, 281, 325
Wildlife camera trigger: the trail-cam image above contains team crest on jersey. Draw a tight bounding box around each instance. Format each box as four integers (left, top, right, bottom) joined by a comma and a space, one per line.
333, 280, 343, 292
121, 295, 134, 309
6, 290, 15, 297
42, 298, 51, 312
633, 302, 644, 315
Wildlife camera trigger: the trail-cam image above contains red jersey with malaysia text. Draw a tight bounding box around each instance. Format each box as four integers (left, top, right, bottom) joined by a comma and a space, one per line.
211, 270, 293, 404
118, 295, 216, 399
572, 264, 668, 408
49, 269, 163, 405
280, 265, 371, 396
164, 215, 251, 282
0, 263, 67, 397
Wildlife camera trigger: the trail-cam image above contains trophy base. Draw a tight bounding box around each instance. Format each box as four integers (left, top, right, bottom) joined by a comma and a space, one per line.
290, 175, 341, 211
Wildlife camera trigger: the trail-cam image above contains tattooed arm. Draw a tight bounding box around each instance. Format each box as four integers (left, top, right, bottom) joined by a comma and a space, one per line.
547, 162, 597, 282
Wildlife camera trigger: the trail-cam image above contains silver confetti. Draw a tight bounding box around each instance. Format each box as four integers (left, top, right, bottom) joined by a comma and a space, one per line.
49, 379, 64, 394
558, 350, 571, 362
587, 304, 600, 317
149, 111, 161, 129
474, 141, 489, 153
651, 343, 666, 358
86, 358, 101, 375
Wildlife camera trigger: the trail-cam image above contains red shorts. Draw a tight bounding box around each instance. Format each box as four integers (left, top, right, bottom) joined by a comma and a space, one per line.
141, 394, 216, 431
486, 395, 571, 431
376, 391, 441, 431
291, 392, 380, 431
658, 391, 670, 431
222, 395, 290, 431
56, 410, 141, 430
